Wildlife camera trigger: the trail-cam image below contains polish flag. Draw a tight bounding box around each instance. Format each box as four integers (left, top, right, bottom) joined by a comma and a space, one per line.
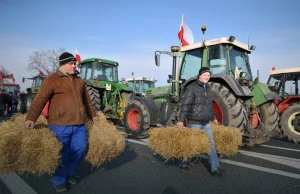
178, 14, 194, 47
75, 48, 81, 63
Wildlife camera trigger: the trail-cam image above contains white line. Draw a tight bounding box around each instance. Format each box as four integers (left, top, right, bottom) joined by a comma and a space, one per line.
127, 138, 300, 179
261, 145, 300, 152
238, 150, 300, 162
220, 159, 300, 180
0, 173, 37, 194
127, 139, 147, 145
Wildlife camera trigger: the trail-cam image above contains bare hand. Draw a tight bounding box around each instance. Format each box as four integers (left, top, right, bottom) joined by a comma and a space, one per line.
213, 119, 220, 125
177, 122, 184, 127
25, 120, 34, 129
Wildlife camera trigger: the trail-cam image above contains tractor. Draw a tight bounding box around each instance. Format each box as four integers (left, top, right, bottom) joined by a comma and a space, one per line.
22, 71, 47, 110
79, 58, 156, 125
123, 26, 279, 145
267, 67, 300, 143
121, 76, 156, 96
0, 72, 20, 93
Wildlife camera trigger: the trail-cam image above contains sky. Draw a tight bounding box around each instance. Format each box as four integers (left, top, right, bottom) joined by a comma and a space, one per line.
0, 0, 300, 90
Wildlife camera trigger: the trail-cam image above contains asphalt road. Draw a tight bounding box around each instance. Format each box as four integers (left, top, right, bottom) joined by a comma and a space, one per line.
1, 117, 300, 194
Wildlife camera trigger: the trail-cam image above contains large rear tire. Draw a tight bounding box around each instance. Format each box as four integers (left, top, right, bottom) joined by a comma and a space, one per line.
259, 102, 279, 133
123, 100, 150, 138
86, 85, 100, 111
209, 82, 248, 133
279, 103, 300, 144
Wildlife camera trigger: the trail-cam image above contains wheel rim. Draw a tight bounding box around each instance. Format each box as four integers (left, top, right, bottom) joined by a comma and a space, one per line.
213, 99, 223, 124
288, 111, 300, 135
127, 109, 141, 131
251, 112, 260, 129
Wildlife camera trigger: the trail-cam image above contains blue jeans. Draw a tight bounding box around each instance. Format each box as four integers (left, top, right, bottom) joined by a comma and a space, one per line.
49, 124, 87, 187
188, 123, 220, 172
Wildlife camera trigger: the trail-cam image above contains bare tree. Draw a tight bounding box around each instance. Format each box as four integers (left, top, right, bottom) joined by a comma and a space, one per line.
0, 65, 10, 75
27, 48, 65, 75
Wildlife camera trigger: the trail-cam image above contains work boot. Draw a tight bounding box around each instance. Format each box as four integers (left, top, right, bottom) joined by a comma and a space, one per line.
210, 168, 226, 176
68, 175, 79, 185
54, 184, 68, 193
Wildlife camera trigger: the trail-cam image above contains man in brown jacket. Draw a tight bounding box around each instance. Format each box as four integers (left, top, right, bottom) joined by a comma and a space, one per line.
25, 52, 97, 192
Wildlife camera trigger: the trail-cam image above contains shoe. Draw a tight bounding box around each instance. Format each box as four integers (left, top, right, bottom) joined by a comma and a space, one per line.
54, 184, 68, 193
68, 175, 79, 185
211, 168, 226, 176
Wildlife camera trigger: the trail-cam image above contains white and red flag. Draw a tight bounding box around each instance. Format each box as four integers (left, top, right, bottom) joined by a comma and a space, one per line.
75, 48, 81, 63
178, 14, 194, 46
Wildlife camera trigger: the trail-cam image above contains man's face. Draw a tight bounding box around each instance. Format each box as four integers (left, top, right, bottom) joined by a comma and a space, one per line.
61, 61, 76, 75
199, 72, 211, 83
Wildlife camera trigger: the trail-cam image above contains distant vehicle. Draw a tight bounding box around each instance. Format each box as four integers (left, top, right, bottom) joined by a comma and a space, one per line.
0, 72, 20, 93
121, 77, 156, 96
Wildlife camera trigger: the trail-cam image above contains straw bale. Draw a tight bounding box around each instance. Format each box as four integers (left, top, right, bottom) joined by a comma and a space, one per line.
0, 116, 62, 176
148, 126, 210, 161
212, 123, 243, 156
85, 112, 126, 167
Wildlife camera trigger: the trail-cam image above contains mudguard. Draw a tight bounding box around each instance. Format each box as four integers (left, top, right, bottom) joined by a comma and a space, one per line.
251, 82, 280, 106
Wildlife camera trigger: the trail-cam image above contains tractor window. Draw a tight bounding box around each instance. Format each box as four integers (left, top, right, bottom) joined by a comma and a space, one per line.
32, 77, 44, 88
208, 45, 227, 74
230, 47, 252, 81
143, 81, 155, 91
284, 73, 300, 96
80, 62, 93, 80
267, 75, 282, 93
93, 63, 118, 82
180, 48, 204, 80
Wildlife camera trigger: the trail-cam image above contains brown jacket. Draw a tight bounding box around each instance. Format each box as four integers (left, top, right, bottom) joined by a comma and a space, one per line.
26, 70, 96, 125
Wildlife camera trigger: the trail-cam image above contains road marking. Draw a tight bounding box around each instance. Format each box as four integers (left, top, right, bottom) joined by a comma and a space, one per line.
261, 145, 300, 152
220, 159, 300, 180
0, 173, 37, 194
238, 150, 300, 169
127, 139, 300, 179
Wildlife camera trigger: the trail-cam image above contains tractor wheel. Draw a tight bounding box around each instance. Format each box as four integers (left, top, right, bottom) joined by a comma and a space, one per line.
259, 102, 279, 134
123, 100, 150, 138
121, 92, 133, 107
209, 82, 248, 133
86, 85, 101, 111
279, 103, 300, 144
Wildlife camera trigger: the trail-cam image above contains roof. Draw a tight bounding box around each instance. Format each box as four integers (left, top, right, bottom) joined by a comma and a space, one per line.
124, 77, 156, 82
269, 67, 300, 75
80, 58, 119, 66
180, 37, 251, 52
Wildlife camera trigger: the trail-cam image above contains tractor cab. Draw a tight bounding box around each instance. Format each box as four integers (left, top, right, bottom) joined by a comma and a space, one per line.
79, 58, 119, 82
267, 67, 300, 99
122, 77, 156, 95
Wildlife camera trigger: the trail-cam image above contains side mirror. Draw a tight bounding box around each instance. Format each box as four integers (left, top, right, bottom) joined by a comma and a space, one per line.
22, 77, 25, 83
155, 52, 160, 66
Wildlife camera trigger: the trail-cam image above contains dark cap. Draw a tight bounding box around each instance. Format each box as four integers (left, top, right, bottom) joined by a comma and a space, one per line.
59, 52, 76, 66
198, 67, 211, 76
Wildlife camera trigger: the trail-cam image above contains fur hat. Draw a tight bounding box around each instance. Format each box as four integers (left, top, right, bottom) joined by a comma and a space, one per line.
198, 67, 211, 76
59, 52, 76, 66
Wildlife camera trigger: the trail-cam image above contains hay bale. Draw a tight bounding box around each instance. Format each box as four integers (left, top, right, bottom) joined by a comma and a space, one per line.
85, 112, 126, 167
148, 126, 210, 161
212, 123, 243, 156
0, 117, 62, 176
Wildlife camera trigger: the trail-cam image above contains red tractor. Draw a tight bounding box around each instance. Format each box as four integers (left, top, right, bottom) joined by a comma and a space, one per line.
267, 67, 300, 143
0, 72, 20, 93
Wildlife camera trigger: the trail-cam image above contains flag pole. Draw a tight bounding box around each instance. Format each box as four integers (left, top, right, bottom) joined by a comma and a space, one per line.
176, 14, 183, 95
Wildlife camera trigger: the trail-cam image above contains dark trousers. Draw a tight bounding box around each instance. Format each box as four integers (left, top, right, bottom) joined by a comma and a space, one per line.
49, 124, 87, 187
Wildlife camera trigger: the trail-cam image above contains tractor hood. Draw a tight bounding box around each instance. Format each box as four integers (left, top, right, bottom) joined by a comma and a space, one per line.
145, 85, 171, 97
85, 79, 131, 91
251, 82, 280, 106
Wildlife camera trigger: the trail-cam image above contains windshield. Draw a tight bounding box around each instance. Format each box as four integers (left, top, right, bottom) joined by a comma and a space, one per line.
267, 75, 283, 93
180, 48, 204, 80
4, 85, 19, 93
208, 45, 228, 74
80, 62, 118, 82
127, 81, 141, 92
143, 81, 155, 92
229, 46, 252, 81
32, 76, 45, 88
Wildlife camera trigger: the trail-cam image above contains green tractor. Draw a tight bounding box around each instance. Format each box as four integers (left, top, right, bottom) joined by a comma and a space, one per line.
79, 58, 157, 127
22, 71, 47, 111
123, 26, 279, 145
121, 76, 156, 96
